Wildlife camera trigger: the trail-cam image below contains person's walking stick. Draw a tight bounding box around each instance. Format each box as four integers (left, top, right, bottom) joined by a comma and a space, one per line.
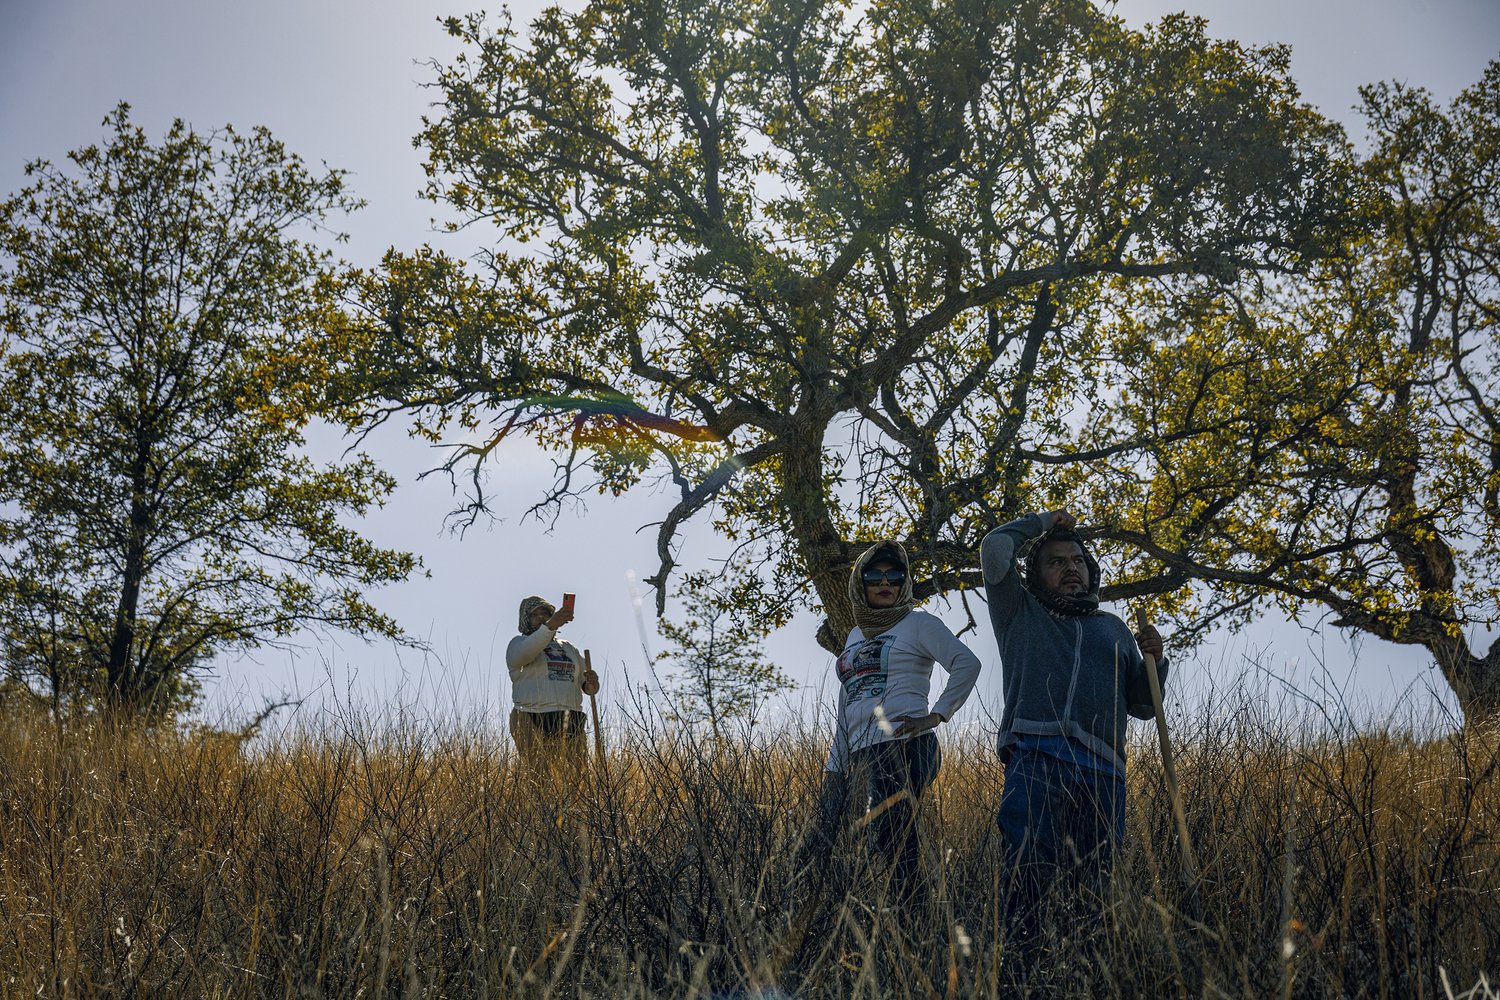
584, 649, 605, 767
1136, 609, 1200, 904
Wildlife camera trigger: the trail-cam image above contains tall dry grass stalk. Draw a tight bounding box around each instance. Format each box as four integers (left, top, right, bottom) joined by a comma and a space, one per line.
1, 678, 1496, 998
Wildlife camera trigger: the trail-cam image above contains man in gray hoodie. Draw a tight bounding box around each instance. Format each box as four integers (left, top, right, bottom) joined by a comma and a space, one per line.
980, 509, 1166, 953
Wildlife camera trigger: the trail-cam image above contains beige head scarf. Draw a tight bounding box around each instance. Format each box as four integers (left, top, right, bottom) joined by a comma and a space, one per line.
847, 540, 917, 637
518, 595, 554, 635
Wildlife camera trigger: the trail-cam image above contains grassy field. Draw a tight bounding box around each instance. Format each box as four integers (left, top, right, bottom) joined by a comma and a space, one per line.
1, 683, 1497, 999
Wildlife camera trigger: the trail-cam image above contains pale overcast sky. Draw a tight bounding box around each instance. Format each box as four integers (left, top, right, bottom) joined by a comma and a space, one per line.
2, 0, 1496, 731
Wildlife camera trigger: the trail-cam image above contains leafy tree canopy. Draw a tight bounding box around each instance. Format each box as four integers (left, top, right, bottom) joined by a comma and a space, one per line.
1079, 64, 1500, 717
0, 106, 419, 716
317, 0, 1407, 699
326, 0, 1346, 609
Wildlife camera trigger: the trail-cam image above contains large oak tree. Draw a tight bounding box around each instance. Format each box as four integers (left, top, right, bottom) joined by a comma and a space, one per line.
327, 0, 1346, 655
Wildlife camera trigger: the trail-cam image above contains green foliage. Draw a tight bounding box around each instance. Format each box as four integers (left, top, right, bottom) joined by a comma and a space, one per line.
1069, 62, 1500, 717
659, 566, 798, 732
0, 106, 419, 716
330, 0, 1347, 655
343, 0, 1500, 716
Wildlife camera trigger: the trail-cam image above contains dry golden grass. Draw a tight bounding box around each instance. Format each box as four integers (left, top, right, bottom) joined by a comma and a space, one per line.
0, 685, 1496, 999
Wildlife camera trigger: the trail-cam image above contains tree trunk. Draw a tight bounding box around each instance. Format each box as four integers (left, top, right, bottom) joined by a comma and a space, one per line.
105, 449, 151, 712
104, 544, 145, 712
779, 432, 856, 654
1434, 636, 1500, 724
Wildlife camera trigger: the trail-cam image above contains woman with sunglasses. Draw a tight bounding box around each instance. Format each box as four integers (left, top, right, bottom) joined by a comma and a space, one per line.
808, 539, 983, 906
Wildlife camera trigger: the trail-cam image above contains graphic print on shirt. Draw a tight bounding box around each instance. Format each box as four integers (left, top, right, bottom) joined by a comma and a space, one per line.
837, 635, 896, 705
545, 644, 576, 683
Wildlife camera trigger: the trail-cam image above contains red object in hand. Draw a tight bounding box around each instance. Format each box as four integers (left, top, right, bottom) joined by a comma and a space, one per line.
562, 592, 576, 614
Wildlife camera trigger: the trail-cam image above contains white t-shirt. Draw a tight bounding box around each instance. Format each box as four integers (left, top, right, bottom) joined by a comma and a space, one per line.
825, 609, 983, 772
506, 626, 586, 712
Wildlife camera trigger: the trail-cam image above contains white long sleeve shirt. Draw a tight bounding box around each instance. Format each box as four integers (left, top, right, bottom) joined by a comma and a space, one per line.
506, 626, 586, 712
825, 609, 983, 772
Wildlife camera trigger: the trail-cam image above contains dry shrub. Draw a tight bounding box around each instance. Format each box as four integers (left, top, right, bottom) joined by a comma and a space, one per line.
0, 678, 1496, 998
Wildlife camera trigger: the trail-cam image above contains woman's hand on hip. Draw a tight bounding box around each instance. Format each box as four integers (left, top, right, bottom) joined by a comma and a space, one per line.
891, 712, 943, 738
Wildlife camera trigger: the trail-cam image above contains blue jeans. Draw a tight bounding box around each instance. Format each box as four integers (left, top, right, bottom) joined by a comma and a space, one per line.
810, 733, 941, 900
996, 747, 1124, 948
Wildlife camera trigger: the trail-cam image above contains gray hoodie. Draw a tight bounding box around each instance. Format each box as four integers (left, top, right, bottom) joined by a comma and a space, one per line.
980, 512, 1166, 772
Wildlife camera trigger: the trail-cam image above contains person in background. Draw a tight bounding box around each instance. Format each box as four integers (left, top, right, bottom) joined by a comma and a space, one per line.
980, 510, 1167, 961
506, 594, 600, 772
808, 539, 984, 905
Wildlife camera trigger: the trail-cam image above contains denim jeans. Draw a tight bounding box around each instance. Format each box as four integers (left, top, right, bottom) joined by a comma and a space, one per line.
996, 746, 1124, 948
810, 733, 941, 900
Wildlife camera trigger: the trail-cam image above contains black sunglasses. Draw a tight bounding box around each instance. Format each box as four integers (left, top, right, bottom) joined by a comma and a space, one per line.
861, 567, 907, 586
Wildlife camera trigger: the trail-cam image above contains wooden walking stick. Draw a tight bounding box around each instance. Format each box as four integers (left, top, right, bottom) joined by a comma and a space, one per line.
584, 649, 605, 768
1135, 609, 1200, 905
